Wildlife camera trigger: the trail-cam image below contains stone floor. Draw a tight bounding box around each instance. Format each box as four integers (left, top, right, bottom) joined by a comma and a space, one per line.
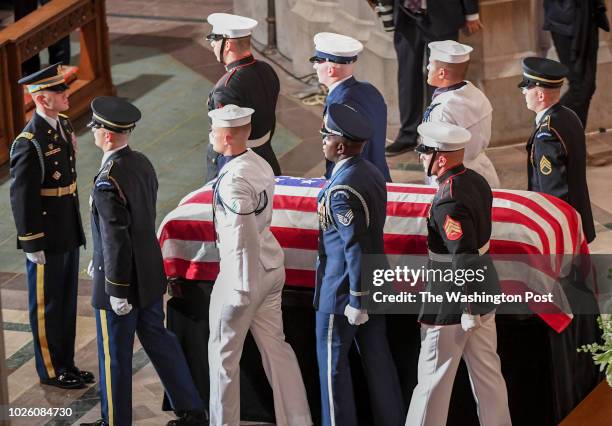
1, 0, 612, 424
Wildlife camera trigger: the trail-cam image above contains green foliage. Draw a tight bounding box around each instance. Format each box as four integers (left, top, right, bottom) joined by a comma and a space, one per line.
578, 315, 612, 387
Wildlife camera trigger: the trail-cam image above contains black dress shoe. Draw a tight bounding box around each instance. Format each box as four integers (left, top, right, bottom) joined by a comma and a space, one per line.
385, 140, 417, 157
69, 367, 95, 384
80, 419, 107, 426
167, 410, 208, 426
40, 371, 85, 389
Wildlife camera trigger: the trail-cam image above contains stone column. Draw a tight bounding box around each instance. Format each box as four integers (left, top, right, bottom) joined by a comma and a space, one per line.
357, 11, 400, 125
233, 0, 269, 45
289, 0, 339, 77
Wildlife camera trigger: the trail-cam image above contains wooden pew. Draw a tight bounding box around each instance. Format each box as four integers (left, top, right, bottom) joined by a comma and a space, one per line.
0, 0, 115, 165
0, 39, 13, 165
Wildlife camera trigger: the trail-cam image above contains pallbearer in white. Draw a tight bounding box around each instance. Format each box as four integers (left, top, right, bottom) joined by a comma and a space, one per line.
207, 105, 312, 426
422, 40, 500, 188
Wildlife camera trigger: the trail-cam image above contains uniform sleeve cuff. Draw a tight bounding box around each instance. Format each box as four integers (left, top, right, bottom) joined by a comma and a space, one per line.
466, 13, 479, 21
105, 278, 130, 298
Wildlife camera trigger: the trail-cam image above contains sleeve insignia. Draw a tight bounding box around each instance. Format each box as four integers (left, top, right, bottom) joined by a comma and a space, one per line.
332, 190, 349, 200
336, 209, 354, 226
537, 131, 552, 138
95, 180, 113, 188
539, 155, 552, 175
443, 215, 463, 240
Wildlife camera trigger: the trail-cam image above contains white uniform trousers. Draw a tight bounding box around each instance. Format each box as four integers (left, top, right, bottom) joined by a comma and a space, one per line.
208, 266, 312, 426
406, 314, 512, 426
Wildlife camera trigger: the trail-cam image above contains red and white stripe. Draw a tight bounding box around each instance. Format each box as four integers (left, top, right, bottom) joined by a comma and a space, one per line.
158, 180, 588, 332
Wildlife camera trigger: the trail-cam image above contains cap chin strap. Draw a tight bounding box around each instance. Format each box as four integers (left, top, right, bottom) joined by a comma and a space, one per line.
426, 151, 437, 177
218, 37, 227, 64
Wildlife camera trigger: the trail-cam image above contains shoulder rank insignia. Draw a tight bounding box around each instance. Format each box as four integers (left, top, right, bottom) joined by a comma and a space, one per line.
336, 209, 354, 227
540, 155, 552, 175
443, 215, 463, 241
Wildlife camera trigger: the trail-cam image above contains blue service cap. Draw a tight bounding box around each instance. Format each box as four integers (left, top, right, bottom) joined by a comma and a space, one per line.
518, 57, 568, 89
87, 96, 142, 134
322, 103, 373, 142
309, 32, 363, 64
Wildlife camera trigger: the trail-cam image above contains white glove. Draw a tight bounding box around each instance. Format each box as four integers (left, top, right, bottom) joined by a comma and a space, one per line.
87, 260, 94, 278
344, 305, 369, 326
26, 251, 46, 265
110, 296, 132, 316
461, 313, 482, 332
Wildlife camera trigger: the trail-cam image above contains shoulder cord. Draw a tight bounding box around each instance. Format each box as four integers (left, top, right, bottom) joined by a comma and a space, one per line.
10, 138, 45, 184
325, 184, 370, 232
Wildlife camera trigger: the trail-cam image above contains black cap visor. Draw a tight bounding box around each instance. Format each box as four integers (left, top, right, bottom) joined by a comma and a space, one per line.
415, 144, 437, 154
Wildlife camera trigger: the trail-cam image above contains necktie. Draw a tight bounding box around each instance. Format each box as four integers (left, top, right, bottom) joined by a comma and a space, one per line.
404, 0, 421, 13
56, 121, 66, 142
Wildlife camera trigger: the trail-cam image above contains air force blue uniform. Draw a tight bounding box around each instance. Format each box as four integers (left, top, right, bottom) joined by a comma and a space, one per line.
314, 104, 403, 426
324, 77, 391, 182
88, 97, 204, 426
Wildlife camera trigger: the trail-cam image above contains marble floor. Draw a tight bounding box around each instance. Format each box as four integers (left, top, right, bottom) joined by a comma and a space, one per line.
1, 0, 612, 425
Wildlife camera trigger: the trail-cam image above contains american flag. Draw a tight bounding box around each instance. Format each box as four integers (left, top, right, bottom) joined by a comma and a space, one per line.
158, 177, 589, 332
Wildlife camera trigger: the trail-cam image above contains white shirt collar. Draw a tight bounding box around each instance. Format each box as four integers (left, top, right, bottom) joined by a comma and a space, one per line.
328, 75, 352, 95
331, 157, 352, 177
36, 107, 58, 130
535, 104, 554, 125
101, 144, 129, 168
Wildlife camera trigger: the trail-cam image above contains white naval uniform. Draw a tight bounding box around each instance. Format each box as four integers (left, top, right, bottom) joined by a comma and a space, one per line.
406, 314, 512, 426
208, 149, 312, 426
424, 81, 500, 188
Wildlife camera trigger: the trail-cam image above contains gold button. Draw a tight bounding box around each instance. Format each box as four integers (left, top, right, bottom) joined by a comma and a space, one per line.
42, 211, 47, 215
71, 168, 75, 172
70, 156, 73, 161
54, 161, 58, 165
72, 193, 76, 197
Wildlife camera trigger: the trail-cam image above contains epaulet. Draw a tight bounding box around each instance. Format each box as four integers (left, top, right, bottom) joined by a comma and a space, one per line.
17, 132, 34, 140
539, 114, 551, 131
58, 113, 69, 119
536, 115, 554, 139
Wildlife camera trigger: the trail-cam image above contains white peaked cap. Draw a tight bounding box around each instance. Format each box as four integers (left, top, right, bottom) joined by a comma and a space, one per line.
207, 13, 257, 38
208, 104, 255, 128
417, 121, 471, 151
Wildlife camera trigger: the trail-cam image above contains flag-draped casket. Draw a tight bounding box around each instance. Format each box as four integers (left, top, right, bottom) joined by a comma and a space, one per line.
158, 177, 589, 332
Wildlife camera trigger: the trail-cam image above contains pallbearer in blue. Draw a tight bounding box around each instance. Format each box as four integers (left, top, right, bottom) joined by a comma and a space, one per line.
315, 103, 404, 426
310, 32, 392, 182
10, 63, 92, 390
82, 97, 206, 426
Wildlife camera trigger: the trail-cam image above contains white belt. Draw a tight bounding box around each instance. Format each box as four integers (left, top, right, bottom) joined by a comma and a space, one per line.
246, 131, 271, 148
428, 240, 490, 262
